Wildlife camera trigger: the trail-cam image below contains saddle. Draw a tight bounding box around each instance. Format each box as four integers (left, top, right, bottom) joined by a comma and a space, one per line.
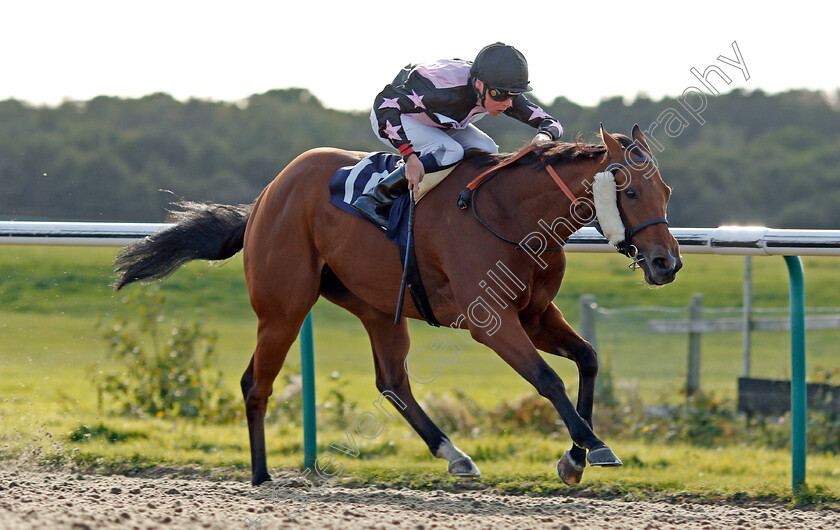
328, 152, 456, 222
329, 153, 457, 326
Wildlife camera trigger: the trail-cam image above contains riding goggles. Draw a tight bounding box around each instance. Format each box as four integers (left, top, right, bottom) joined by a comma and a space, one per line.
487, 87, 522, 101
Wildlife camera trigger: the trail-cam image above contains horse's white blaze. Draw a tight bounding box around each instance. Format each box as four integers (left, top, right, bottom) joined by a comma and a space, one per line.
435, 439, 468, 462
593, 171, 625, 245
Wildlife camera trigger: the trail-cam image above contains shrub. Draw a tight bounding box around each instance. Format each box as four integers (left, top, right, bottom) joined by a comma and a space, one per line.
267, 370, 362, 431
490, 393, 563, 435
95, 285, 240, 422
416, 381, 840, 454
319, 371, 362, 430
67, 422, 148, 443
419, 390, 483, 437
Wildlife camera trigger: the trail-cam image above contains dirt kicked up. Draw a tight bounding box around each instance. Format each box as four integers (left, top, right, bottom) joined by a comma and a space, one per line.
1, 466, 839, 530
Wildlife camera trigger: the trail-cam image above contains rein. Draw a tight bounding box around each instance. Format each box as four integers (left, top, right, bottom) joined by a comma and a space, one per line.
457, 144, 536, 209
457, 145, 580, 252
457, 147, 669, 265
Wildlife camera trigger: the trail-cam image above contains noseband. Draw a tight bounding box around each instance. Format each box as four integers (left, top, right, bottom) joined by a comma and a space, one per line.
604, 156, 669, 268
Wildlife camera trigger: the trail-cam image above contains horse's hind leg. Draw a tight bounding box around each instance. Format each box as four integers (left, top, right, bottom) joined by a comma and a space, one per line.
241, 231, 321, 486
241, 312, 312, 485
522, 303, 622, 486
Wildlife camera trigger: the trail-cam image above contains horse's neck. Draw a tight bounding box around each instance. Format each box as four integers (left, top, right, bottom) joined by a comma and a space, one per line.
494, 154, 608, 243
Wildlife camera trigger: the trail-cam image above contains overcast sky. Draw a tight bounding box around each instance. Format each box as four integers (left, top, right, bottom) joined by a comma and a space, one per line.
2, 1, 836, 111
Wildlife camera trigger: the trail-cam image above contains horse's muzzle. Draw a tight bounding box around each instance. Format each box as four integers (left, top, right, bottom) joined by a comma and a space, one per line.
642, 249, 682, 285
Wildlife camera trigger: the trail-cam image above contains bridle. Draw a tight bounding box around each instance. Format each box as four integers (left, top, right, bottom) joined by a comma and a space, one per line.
457, 147, 669, 269
603, 156, 669, 269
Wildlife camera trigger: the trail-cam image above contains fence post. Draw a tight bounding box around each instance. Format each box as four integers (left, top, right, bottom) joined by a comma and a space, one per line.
686, 293, 703, 397
742, 256, 752, 377
300, 312, 317, 470
784, 256, 806, 490
579, 294, 598, 351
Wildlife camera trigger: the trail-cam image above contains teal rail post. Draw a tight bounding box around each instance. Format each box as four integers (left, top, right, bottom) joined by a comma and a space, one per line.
784, 256, 806, 489
300, 312, 317, 469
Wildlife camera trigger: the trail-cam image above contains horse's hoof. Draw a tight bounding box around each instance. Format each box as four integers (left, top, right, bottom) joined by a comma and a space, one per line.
557, 450, 585, 486
448, 457, 481, 477
586, 446, 623, 467
252, 473, 272, 486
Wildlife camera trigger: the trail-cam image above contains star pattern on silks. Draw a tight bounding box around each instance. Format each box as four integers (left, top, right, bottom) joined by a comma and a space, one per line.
378, 97, 400, 110
407, 89, 426, 109
383, 120, 403, 141
527, 105, 550, 121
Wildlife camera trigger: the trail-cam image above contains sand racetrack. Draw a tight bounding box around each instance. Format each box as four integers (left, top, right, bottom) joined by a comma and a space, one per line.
2, 466, 838, 529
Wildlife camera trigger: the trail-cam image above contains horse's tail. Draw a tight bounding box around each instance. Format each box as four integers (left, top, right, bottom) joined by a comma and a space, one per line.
113, 201, 253, 290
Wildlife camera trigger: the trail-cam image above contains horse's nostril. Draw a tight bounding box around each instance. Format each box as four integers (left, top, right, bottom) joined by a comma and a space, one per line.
653, 256, 671, 271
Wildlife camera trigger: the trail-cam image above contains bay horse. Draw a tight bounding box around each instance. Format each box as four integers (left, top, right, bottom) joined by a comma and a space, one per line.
113, 124, 681, 487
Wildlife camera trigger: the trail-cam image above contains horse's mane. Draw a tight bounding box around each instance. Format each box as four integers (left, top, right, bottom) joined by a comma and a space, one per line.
462, 133, 644, 171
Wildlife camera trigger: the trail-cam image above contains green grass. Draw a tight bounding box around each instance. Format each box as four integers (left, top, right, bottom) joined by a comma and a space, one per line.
1, 245, 839, 505
341, 439, 840, 505
3, 408, 838, 507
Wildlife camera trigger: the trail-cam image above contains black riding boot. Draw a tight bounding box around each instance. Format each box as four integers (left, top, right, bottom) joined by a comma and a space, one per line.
351, 164, 409, 228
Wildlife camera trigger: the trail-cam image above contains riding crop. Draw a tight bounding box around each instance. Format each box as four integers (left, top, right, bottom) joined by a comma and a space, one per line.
394, 189, 415, 324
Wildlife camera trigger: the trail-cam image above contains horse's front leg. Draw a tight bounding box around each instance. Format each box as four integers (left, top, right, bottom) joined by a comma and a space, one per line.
521, 303, 622, 485
468, 311, 614, 469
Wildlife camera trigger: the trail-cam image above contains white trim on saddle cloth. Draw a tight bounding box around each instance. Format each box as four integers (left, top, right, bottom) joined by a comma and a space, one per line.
592, 171, 625, 246
330, 153, 459, 215
415, 164, 459, 202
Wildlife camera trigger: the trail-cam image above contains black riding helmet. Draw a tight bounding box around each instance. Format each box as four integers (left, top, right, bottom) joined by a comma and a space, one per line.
470, 42, 532, 93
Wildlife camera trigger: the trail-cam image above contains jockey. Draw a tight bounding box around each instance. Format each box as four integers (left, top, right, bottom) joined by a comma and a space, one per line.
352, 42, 564, 228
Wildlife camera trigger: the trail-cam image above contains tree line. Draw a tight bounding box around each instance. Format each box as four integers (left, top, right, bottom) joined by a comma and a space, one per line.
1, 87, 838, 228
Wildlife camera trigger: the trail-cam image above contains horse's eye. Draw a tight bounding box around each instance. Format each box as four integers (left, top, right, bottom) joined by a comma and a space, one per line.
625, 187, 638, 199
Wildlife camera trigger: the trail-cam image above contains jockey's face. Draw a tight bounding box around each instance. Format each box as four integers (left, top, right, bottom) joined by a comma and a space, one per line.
475, 79, 515, 116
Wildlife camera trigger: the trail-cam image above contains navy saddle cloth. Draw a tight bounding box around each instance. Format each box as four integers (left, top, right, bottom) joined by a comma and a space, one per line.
329, 152, 445, 245
328, 152, 441, 326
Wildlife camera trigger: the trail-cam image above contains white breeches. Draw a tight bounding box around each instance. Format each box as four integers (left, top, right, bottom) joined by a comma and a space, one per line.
370, 109, 498, 166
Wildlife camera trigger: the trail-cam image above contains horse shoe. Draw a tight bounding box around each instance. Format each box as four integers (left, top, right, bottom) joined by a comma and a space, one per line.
448, 456, 481, 477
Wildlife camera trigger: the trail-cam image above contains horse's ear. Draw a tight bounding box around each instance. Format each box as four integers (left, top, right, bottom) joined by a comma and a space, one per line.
600, 123, 623, 161
631, 124, 652, 154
